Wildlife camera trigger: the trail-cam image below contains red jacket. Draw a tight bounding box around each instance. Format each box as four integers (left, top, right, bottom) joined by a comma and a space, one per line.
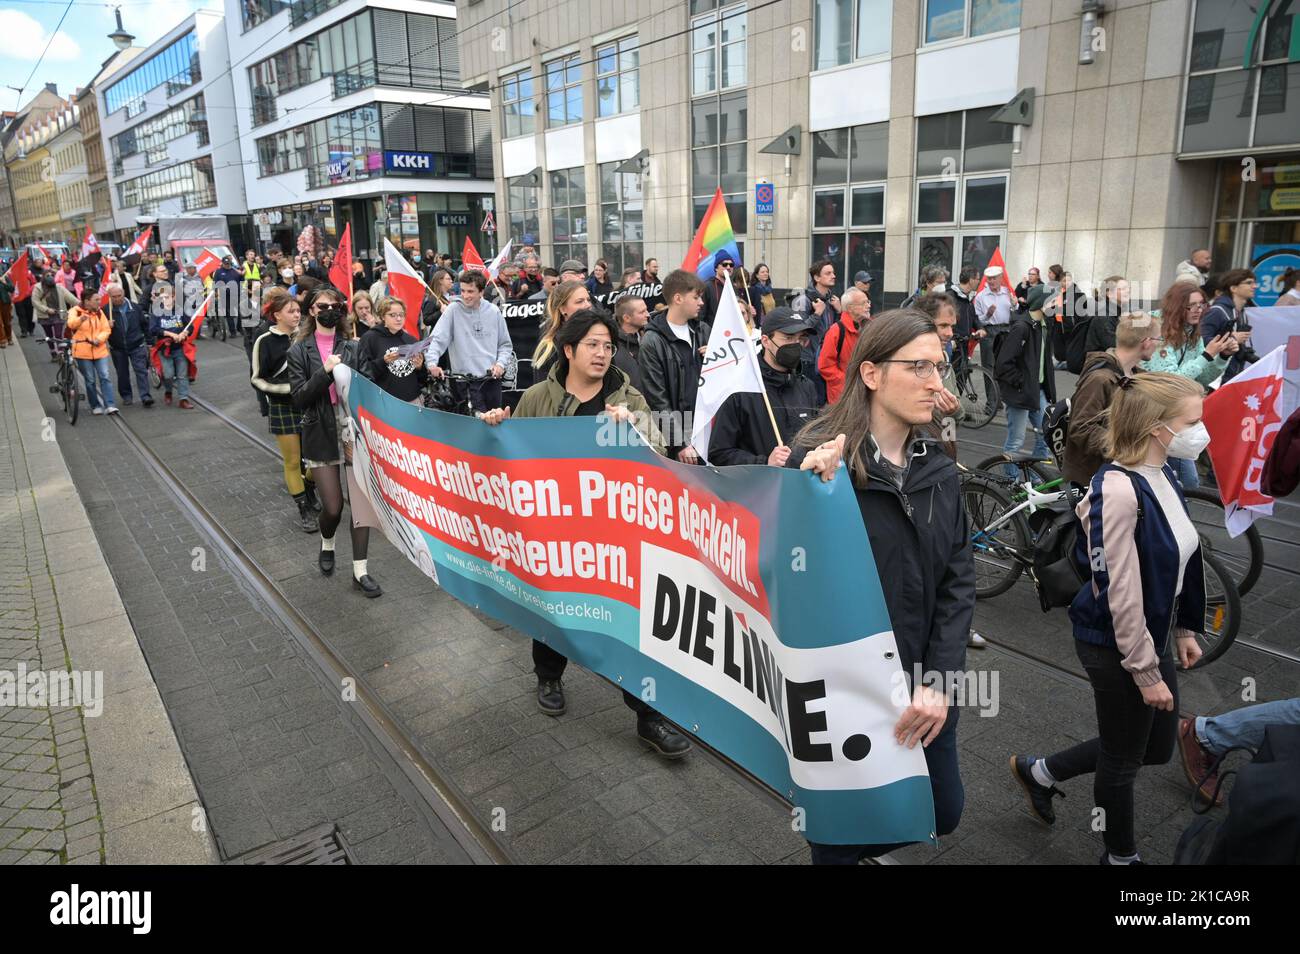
818, 314, 861, 404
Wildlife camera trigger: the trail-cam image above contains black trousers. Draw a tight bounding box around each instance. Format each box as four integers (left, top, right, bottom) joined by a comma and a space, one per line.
452, 377, 503, 413
1045, 640, 1179, 857
15, 298, 34, 335
531, 640, 653, 717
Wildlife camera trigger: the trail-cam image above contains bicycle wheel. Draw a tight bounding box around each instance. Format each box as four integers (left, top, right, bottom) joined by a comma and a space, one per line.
962, 472, 1029, 598
1182, 486, 1263, 597
974, 454, 1058, 488
956, 364, 999, 429
1189, 551, 1241, 669
63, 363, 78, 426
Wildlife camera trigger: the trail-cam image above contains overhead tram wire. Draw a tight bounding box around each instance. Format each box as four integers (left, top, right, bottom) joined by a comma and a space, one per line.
12, 0, 76, 109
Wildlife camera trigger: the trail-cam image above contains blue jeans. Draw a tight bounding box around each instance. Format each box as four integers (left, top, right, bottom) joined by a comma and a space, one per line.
1170, 454, 1199, 489
808, 710, 964, 864
1197, 699, 1300, 757
76, 356, 116, 410
110, 346, 152, 402
1002, 390, 1049, 476
160, 349, 190, 399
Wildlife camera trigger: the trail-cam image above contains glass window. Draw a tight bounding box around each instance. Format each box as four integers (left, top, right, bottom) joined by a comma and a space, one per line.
815, 0, 891, 70
598, 161, 643, 273
693, 3, 745, 95
508, 175, 541, 251
1182, 70, 1255, 153
924, 0, 1020, 45
550, 167, 588, 265
596, 35, 639, 117
916, 112, 963, 176
1255, 63, 1300, 147
811, 121, 888, 290
851, 184, 884, 226
502, 68, 535, 138
917, 180, 957, 223
814, 188, 845, 228
1189, 0, 1255, 72
104, 31, 199, 115
963, 175, 1007, 221
963, 106, 1014, 172
692, 92, 748, 238
545, 54, 583, 127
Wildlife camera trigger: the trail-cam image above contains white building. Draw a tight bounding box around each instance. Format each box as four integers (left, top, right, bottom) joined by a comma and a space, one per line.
225, 0, 494, 261
100, 10, 247, 239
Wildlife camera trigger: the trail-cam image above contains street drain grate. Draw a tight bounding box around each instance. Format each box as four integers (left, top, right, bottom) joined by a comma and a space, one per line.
229, 824, 357, 865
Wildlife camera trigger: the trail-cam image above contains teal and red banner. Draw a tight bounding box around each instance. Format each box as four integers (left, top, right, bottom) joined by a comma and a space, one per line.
336, 368, 934, 845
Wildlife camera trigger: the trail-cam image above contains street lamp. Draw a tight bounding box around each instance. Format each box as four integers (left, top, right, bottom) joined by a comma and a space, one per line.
108, 8, 134, 51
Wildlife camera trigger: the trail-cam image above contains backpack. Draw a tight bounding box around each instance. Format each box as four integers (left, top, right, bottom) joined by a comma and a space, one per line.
826, 316, 853, 365
1029, 469, 1143, 612
1042, 358, 1115, 464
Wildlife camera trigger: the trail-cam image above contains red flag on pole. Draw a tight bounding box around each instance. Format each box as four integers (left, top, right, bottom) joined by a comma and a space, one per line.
383, 238, 426, 338
329, 223, 353, 300
6, 251, 33, 302
98, 258, 115, 297
81, 225, 100, 260
193, 248, 222, 280
1203, 344, 1290, 537
123, 225, 153, 266
461, 236, 487, 274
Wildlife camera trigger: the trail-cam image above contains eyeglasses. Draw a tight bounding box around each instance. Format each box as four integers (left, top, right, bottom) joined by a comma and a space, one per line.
1188, 301, 1206, 310
879, 358, 951, 379
579, 339, 617, 356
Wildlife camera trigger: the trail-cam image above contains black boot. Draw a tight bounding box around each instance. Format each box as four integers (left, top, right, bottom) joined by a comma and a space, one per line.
536, 679, 566, 716
293, 492, 319, 533
303, 483, 322, 513
637, 715, 692, 759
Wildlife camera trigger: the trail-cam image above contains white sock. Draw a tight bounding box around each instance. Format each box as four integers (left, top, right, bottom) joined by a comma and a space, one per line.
320, 536, 336, 552
1030, 758, 1056, 787
353, 559, 367, 579
1107, 851, 1140, 865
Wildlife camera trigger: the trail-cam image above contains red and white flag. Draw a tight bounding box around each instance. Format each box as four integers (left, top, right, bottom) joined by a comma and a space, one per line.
98, 258, 115, 297
329, 223, 353, 300
5, 251, 33, 301
194, 247, 222, 280
691, 279, 768, 463
123, 225, 153, 265
80, 225, 100, 259
461, 236, 487, 274
382, 238, 426, 338
1203, 344, 1290, 537
486, 239, 513, 281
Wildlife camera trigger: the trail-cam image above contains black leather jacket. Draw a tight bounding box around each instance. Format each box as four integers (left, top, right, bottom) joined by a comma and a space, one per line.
287, 333, 360, 462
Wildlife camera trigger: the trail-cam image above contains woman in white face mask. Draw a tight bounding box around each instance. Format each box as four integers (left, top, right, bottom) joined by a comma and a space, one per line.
1011, 371, 1208, 865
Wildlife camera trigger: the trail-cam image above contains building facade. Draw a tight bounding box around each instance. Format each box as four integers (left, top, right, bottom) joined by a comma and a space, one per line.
48, 102, 92, 245
454, 0, 1300, 304
225, 0, 495, 261
79, 47, 143, 242
100, 11, 248, 240
4, 86, 69, 247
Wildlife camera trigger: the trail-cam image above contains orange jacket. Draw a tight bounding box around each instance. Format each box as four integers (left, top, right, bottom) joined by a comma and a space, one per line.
818, 314, 861, 405
66, 306, 113, 360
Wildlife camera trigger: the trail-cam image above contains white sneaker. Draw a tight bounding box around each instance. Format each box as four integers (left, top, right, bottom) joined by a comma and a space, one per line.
105, 405, 120, 415
91, 406, 104, 416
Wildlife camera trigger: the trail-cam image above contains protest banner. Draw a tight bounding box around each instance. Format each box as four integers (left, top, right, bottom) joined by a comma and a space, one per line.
334, 367, 935, 845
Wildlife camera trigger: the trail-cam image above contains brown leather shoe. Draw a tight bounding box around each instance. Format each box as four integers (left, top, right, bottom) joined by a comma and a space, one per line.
1178, 717, 1223, 806
178, 399, 194, 409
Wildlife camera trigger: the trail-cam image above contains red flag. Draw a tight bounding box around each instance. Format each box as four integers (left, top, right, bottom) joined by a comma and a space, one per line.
81, 225, 100, 259
193, 247, 221, 280
461, 237, 487, 274
37, 244, 60, 267
6, 251, 33, 302
98, 258, 115, 297
975, 246, 1009, 295
123, 225, 153, 264
1203, 345, 1289, 536
383, 238, 426, 337
329, 223, 353, 300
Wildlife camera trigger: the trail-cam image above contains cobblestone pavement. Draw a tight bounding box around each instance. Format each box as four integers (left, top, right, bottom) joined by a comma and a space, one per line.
0, 356, 102, 865
14, 335, 1300, 865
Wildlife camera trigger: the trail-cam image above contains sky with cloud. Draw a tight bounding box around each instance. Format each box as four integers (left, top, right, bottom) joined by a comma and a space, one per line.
1, 0, 216, 113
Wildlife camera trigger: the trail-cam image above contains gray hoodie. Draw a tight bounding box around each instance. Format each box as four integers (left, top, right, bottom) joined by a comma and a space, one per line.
425, 298, 514, 376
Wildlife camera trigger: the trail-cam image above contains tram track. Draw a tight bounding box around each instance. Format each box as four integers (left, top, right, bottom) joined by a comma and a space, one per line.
105, 408, 513, 865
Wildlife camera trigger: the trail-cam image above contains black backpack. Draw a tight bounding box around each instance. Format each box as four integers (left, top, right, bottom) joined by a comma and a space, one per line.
1042, 358, 1114, 464
1029, 469, 1143, 612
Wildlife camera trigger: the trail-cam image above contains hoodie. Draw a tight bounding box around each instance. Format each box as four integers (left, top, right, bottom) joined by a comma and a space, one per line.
425, 298, 514, 376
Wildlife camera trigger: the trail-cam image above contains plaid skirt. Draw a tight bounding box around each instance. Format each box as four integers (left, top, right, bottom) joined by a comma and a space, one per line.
266, 396, 300, 436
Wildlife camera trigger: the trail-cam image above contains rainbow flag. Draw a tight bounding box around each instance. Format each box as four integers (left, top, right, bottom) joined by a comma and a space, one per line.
682, 187, 742, 280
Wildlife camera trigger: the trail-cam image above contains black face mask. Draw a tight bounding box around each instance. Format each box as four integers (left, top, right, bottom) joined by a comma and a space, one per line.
315, 305, 343, 328
772, 342, 803, 371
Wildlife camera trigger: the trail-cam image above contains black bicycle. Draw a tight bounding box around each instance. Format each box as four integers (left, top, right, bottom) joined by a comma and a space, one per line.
48, 339, 79, 426
951, 337, 999, 429
424, 371, 495, 416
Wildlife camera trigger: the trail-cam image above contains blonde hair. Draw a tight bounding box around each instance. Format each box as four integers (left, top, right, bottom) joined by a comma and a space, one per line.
1115, 312, 1158, 350
533, 280, 588, 366
373, 295, 406, 324
1105, 372, 1204, 466
350, 290, 373, 315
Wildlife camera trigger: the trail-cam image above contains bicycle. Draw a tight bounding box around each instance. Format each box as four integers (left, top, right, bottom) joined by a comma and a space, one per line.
960, 463, 1241, 668
424, 371, 496, 416
950, 337, 999, 429
47, 339, 79, 426
976, 453, 1263, 597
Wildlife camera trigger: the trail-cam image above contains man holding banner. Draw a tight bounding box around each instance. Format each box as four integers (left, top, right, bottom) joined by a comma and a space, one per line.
478, 310, 691, 758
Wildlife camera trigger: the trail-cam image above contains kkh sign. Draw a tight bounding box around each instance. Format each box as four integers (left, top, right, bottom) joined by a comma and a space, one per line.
335, 367, 936, 845
385, 150, 436, 174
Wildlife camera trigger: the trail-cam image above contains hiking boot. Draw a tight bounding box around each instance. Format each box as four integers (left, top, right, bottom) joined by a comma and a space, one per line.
537, 679, 566, 716
1178, 717, 1223, 807
637, 715, 692, 759
1010, 755, 1065, 825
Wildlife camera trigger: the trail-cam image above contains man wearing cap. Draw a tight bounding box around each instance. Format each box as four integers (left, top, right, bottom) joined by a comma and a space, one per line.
700, 250, 735, 327
994, 283, 1057, 467
558, 259, 587, 283
708, 308, 820, 467
853, 271, 874, 315
974, 264, 1014, 369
